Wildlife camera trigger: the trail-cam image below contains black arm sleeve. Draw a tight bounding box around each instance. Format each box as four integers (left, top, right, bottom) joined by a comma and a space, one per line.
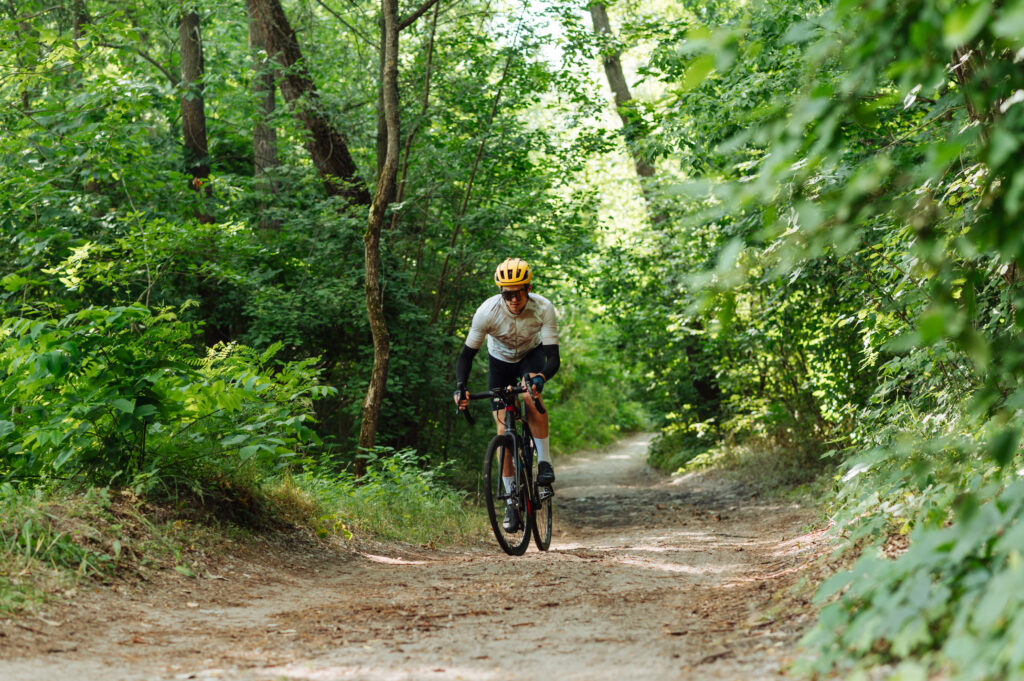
455, 344, 479, 388
541, 344, 560, 381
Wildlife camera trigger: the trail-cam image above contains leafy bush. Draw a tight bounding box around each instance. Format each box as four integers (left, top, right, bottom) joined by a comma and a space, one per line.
647, 407, 717, 471
0, 485, 126, 613
297, 448, 484, 546
802, 473, 1024, 681
546, 314, 649, 454
0, 304, 331, 491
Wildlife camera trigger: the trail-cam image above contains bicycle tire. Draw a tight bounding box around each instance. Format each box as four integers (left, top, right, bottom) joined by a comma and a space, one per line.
524, 436, 552, 551
531, 481, 553, 551
483, 434, 531, 555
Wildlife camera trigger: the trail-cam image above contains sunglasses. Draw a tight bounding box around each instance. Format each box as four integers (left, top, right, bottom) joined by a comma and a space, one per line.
501, 289, 527, 301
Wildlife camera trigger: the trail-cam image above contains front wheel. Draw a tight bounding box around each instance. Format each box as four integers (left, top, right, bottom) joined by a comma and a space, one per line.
531, 483, 553, 551
483, 435, 531, 556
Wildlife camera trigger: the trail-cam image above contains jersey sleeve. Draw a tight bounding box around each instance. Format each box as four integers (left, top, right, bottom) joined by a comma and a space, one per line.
540, 301, 559, 346
464, 302, 490, 349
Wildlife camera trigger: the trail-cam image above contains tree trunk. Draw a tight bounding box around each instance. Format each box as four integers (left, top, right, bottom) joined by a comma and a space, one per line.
249, 0, 370, 205
247, 0, 281, 231
72, 0, 90, 42
179, 10, 210, 182
248, 0, 278, 180
358, 0, 400, 454
589, 2, 655, 179
390, 0, 440, 231
590, 1, 665, 224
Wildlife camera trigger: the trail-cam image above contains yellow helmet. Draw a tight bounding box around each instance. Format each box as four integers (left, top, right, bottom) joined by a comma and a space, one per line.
494, 257, 532, 287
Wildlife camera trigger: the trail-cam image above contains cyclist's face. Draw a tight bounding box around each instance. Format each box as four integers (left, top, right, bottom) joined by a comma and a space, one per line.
501, 286, 528, 312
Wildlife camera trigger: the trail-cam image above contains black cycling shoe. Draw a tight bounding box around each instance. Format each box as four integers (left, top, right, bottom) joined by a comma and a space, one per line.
537, 461, 555, 485
502, 504, 521, 533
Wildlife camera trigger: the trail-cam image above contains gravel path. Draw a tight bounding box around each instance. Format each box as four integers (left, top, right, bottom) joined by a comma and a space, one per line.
0, 433, 826, 680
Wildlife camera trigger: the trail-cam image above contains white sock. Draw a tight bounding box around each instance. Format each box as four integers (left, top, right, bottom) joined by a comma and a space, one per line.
533, 437, 552, 466
503, 476, 514, 494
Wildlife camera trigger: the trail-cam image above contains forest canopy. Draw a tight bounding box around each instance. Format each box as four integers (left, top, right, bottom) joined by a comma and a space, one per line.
2, 0, 1024, 677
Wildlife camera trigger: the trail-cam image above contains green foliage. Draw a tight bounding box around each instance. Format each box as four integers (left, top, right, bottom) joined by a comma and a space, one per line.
0, 304, 329, 490
546, 314, 649, 455
0, 486, 125, 614
561, 0, 1024, 675
801, 475, 1024, 681
297, 448, 485, 546
647, 408, 717, 471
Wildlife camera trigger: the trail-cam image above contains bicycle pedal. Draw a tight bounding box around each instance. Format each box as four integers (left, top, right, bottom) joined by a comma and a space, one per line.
538, 485, 554, 500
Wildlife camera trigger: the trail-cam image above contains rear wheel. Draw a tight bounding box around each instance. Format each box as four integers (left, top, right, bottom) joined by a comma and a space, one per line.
531, 484, 553, 551
483, 435, 531, 555
532, 444, 557, 548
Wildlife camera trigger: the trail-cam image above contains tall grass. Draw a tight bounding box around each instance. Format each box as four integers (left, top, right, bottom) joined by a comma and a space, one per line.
295, 448, 487, 545
0, 486, 128, 614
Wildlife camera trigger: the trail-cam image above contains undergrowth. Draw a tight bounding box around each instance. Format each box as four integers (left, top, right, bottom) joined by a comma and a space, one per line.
0, 446, 483, 615
648, 419, 837, 507
0, 484, 242, 615
296, 448, 487, 546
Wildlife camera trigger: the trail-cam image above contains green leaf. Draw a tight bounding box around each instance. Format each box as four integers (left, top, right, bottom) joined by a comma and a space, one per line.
221, 433, 248, 447
1, 273, 30, 292
943, 2, 991, 48
111, 398, 135, 414
0, 421, 14, 438
918, 310, 947, 345
239, 445, 261, 461
989, 426, 1020, 466
133, 404, 158, 418
992, 2, 1024, 39
681, 54, 715, 91
174, 564, 196, 578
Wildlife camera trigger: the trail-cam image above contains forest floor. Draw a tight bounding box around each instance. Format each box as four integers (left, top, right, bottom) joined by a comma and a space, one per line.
0, 433, 831, 680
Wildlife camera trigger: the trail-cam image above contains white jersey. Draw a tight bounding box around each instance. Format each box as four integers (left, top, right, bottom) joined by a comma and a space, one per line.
465, 293, 559, 363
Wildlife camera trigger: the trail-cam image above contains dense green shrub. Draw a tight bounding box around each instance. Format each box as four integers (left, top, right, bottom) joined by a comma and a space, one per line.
297, 448, 484, 545
0, 304, 329, 491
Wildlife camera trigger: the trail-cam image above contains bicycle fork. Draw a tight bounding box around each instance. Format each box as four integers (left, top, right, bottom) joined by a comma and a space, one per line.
498, 438, 530, 517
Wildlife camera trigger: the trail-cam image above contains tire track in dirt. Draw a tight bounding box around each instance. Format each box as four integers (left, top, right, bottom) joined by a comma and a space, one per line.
0, 433, 826, 680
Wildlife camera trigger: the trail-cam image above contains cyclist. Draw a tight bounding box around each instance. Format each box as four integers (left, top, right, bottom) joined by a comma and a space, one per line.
454, 257, 560, 532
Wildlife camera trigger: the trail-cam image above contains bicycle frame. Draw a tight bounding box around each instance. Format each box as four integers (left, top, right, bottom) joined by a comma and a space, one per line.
497, 391, 534, 501
459, 380, 552, 554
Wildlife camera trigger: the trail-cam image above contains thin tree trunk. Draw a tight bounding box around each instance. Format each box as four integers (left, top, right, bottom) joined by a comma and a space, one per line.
589, 1, 664, 223
389, 0, 439, 231
180, 10, 210, 182
250, 0, 370, 205
589, 2, 654, 178
358, 0, 400, 452
248, 0, 278, 180
179, 9, 213, 222
247, 0, 281, 231
72, 0, 90, 42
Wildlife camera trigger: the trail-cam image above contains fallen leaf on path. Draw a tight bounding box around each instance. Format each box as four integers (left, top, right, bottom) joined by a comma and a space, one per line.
698, 648, 732, 664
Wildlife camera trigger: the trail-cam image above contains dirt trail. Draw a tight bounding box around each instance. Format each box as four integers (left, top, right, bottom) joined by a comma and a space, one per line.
0, 433, 826, 680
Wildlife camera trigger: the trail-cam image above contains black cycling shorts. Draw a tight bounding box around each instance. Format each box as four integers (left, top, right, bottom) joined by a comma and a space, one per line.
488, 344, 545, 411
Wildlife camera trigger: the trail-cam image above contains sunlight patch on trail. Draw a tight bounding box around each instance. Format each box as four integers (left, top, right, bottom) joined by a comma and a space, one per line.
359, 554, 431, 565
262, 663, 502, 680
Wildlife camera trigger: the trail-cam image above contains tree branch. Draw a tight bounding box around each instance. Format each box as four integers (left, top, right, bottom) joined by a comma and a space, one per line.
312, 0, 377, 49
398, 0, 441, 31
96, 42, 180, 86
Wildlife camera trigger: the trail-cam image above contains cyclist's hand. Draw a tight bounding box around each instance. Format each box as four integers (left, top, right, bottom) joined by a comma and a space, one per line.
453, 385, 469, 410
527, 373, 544, 398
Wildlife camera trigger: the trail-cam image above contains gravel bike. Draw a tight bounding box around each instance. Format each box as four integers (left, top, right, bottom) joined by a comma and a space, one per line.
458, 382, 553, 555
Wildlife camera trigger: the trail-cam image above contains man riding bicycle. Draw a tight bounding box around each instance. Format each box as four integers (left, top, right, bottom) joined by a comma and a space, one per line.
454, 257, 560, 532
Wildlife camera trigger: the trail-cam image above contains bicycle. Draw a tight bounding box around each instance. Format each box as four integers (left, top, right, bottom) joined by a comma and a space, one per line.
458, 381, 553, 555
